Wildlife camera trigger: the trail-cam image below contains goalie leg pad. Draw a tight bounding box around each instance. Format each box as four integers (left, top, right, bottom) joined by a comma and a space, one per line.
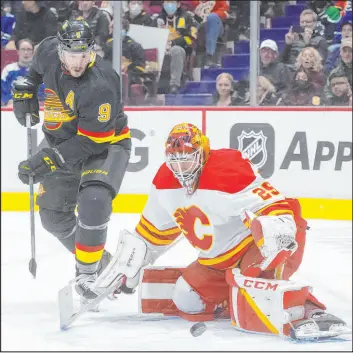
226, 268, 311, 337
139, 261, 230, 321
172, 277, 210, 314
94, 230, 147, 290
139, 267, 183, 315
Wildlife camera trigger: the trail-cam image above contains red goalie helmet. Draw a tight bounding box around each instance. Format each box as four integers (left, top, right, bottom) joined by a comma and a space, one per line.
165, 123, 210, 194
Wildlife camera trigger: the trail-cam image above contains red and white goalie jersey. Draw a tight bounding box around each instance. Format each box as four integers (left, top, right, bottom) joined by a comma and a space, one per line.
135, 149, 295, 270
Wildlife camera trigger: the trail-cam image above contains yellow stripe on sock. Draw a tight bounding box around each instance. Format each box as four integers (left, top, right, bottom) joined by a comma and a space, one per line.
76, 248, 104, 264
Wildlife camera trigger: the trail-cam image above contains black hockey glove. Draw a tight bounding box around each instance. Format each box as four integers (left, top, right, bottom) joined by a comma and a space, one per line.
12, 77, 40, 127
18, 148, 65, 184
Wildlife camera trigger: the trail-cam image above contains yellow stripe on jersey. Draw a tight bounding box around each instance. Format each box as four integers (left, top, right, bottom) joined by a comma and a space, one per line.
198, 236, 253, 266
140, 216, 180, 236
135, 223, 176, 246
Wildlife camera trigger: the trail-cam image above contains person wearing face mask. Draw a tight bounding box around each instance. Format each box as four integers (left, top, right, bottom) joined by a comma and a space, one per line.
280, 9, 328, 70
277, 69, 322, 106
1, 38, 45, 106
103, 18, 145, 75
156, 0, 198, 94
124, 0, 155, 26
322, 70, 352, 106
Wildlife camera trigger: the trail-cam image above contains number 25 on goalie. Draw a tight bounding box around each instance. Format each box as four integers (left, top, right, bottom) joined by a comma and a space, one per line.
252, 182, 280, 201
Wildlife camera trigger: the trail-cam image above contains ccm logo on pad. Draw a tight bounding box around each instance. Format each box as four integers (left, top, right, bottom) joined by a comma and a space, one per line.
243, 279, 278, 291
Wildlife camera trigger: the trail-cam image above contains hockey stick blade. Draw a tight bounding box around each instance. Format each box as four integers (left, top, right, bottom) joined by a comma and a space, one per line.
58, 273, 126, 330
29, 258, 37, 279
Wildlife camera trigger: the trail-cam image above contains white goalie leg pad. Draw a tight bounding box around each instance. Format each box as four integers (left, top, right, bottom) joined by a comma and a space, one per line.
226, 268, 312, 338
94, 229, 147, 290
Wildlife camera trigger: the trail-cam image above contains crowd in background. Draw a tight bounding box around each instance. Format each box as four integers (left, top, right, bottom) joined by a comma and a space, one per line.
1, 0, 352, 107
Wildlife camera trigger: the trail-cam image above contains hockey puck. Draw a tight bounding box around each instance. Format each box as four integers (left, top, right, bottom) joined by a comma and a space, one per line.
190, 322, 207, 337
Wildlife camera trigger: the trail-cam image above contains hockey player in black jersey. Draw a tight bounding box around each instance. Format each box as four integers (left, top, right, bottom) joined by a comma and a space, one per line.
12, 19, 131, 299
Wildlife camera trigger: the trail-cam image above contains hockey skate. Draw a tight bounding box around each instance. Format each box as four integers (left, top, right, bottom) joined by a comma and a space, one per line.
75, 249, 112, 300
75, 249, 113, 313
290, 311, 351, 340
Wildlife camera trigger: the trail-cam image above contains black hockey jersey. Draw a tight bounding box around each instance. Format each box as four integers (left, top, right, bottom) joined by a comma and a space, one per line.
27, 36, 130, 165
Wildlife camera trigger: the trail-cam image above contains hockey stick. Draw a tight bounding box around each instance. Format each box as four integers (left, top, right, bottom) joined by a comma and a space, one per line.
26, 113, 37, 279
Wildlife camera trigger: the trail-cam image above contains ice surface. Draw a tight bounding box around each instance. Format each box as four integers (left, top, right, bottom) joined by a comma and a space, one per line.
1, 213, 352, 351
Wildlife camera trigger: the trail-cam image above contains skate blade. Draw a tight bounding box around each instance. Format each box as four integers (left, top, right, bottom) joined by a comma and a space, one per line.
294, 326, 352, 341
58, 273, 126, 330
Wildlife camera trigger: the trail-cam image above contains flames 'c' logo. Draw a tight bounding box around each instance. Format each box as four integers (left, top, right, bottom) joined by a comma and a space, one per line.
173, 206, 213, 251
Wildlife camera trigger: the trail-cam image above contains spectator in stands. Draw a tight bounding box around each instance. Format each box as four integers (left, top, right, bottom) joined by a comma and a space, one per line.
337, 38, 353, 86
1, 38, 44, 106
125, 1, 155, 26
70, 0, 110, 49
323, 38, 353, 102
45, 1, 76, 26
277, 68, 322, 106
210, 73, 246, 106
321, 70, 352, 106
257, 75, 280, 106
103, 18, 155, 103
1, 1, 15, 48
191, 0, 229, 68
295, 47, 326, 93
259, 39, 293, 95
2, 1, 24, 16
325, 20, 352, 74
156, 1, 198, 94
281, 9, 328, 70
5, 1, 57, 50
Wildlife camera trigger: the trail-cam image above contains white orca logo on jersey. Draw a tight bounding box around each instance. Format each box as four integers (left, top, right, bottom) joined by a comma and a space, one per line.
237, 130, 268, 169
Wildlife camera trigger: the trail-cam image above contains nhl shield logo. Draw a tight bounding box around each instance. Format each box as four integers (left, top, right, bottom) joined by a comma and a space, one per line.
237, 130, 268, 169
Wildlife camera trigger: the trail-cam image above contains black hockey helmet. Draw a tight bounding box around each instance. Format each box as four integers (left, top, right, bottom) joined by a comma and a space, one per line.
58, 19, 94, 53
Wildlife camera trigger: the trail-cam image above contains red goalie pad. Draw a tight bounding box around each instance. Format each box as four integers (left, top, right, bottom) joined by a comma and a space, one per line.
138, 267, 184, 316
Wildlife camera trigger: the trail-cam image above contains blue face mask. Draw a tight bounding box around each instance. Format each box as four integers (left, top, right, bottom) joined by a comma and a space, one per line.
121, 29, 127, 38
163, 2, 177, 16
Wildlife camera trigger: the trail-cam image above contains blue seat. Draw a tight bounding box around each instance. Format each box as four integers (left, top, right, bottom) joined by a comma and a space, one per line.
222, 54, 249, 68
234, 41, 251, 54
285, 4, 305, 17
271, 16, 299, 28
165, 94, 212, 106
260, 28, 288, 41
201, 68, 249, 81
179, 81, 216, 94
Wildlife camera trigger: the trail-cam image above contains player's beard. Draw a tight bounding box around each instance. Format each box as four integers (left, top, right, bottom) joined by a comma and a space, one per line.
70, 67, 86, 77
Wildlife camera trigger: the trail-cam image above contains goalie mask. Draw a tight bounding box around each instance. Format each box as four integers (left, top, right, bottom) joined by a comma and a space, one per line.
165, 123, 210, 195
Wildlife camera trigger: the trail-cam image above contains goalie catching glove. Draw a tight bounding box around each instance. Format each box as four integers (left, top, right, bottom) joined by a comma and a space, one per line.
242, 210, 298, 277
18, 148, 65, 184
12, 76, 40, 127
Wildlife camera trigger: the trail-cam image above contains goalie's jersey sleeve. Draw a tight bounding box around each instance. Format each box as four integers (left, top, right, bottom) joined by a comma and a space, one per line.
135, 184, 182, 248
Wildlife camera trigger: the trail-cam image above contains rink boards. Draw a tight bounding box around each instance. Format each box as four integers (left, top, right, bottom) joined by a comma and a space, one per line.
1, 107, 352, 220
